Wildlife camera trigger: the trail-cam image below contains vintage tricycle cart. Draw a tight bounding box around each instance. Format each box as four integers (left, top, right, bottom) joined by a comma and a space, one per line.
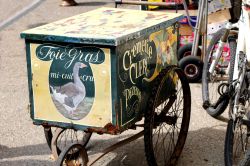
21, 7, 191, 166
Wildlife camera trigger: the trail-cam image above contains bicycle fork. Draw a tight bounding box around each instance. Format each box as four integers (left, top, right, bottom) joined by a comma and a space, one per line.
232, 52, 247, 118
208, 27, 231, 75
208, 23, 238, 75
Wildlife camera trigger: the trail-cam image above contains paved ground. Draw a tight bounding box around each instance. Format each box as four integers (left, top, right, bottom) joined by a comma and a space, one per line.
0, 0, 228, 165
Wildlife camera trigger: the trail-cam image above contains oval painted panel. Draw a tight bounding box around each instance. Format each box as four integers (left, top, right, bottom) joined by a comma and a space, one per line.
36, 44, 105, 120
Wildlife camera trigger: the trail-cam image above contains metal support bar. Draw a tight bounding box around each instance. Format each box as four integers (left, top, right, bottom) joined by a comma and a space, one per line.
88, 130, 144, 166
191, 0, 208, 58
201, 0, 208, 61
115, 0, 176, 7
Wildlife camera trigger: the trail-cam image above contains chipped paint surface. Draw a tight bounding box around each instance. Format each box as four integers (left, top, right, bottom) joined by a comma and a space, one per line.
30, 43, 113, 128
21, 7, 182, 45
22, 8, 180, 132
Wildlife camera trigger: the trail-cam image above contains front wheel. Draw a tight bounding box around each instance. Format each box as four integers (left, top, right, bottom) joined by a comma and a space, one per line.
224, 119, 249, 166
144, 66, 191, 166
202, 29, 233, 117
56, 143, 88, 166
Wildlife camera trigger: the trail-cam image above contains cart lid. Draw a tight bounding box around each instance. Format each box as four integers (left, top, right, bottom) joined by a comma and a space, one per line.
21, 7, 183, 46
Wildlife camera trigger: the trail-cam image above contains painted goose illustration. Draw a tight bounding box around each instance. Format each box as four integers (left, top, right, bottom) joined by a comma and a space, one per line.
50, 62, 87, 114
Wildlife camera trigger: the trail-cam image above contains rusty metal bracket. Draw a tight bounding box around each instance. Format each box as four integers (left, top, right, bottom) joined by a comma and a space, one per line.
87, 130, 144, 166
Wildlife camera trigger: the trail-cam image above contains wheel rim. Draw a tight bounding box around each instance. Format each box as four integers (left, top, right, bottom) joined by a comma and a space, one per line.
232, 118, 248, 164
147, 68, 190, 165
229, 100, 250, 165
184, 63, 198, 78
206, 44, 228, 107
59, 144, 88, 166
52, 128, 91, 159
207, 73, 223, 106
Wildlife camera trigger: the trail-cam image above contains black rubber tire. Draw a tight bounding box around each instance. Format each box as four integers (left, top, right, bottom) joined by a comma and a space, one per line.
144, 66, 191, 166
227, 36, 237, 119
224, 118, 249, 166
56, 143, 88, 166
202, 28, 230, 117
178, 56, 203, 83
51, 128, 92, 159
224, 119, 234, 166
177, 43, 201, 60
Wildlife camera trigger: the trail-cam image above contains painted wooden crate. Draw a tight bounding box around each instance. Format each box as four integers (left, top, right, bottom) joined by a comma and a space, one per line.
21, 7, 183, 134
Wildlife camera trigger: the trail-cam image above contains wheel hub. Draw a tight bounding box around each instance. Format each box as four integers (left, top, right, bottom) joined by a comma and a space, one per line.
154, 114, 178, 126
184, 64, 198, 78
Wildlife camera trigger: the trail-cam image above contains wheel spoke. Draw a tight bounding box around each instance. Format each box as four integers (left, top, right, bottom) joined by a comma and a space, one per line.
144, 67, 190, 166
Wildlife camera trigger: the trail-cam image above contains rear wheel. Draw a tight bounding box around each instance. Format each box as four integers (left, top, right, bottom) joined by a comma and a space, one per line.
144, 66, 191, 166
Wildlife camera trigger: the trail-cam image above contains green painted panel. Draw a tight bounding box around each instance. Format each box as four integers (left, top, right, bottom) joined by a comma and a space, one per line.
116, 24, 179, 128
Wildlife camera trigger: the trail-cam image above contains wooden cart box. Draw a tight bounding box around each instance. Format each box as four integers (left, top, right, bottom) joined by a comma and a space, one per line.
21, 7, 183, 134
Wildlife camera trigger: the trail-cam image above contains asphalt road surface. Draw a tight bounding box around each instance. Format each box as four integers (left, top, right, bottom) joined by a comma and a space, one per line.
0, 1, 227, 165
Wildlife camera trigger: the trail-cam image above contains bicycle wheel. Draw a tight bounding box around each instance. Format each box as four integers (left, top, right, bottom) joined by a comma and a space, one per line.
144, 66, 191, 166
56, 143, 88, 166
51, 128, 92, 159
224, 118, 250, 166
202, 28, 230, 117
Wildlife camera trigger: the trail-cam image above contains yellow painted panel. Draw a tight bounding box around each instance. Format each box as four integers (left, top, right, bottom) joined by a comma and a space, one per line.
30, 44, 112, 127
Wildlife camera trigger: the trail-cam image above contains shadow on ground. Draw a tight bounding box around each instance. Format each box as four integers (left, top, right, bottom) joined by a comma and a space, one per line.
0, 143, 50, 160
0, 143, 52, 166
87, 125, 226, 166
0, 125, 226, 166
0, 160, 52, 166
